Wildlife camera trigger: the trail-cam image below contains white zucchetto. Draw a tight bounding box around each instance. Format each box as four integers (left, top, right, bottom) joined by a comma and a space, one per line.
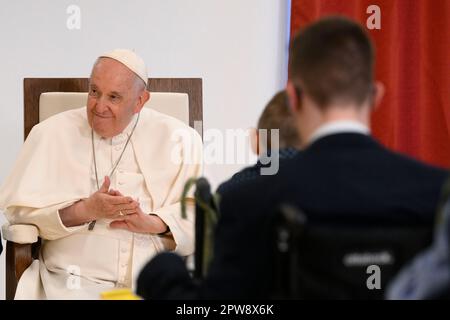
100, 49, 148, 86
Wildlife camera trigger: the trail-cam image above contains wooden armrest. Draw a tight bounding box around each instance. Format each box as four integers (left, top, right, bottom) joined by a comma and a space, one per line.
6, 241, 35, 300
2, 223, 40, 300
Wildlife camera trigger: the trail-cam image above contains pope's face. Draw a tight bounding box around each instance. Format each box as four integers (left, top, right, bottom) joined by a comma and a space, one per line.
87, 58, 147, 138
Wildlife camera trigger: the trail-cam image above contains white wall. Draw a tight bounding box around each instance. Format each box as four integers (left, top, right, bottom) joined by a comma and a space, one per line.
0, 0, 290, 299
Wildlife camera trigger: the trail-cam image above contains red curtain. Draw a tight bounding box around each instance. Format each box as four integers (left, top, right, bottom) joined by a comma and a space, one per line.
290, 0, 450, 168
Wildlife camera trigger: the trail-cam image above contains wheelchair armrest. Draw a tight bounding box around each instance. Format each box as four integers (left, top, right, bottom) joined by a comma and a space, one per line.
2, 223, 39, 244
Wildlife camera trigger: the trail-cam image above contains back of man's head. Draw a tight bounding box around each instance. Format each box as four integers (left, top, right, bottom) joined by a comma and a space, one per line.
289, 16, 374, 108
257, 90, 301, 151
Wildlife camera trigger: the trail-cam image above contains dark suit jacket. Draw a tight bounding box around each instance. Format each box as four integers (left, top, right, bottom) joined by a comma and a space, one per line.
138, 133, 449, 299
216, 148, 298, 195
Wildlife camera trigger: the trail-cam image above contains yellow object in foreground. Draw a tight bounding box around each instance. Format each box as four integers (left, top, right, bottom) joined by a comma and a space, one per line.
100, 288, 141, 300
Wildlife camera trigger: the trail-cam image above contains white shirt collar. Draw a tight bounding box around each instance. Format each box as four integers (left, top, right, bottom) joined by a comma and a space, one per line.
308, 120, 370, 145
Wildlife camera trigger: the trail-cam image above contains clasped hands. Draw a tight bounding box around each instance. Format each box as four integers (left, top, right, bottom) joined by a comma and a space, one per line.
61, 176, 168, 234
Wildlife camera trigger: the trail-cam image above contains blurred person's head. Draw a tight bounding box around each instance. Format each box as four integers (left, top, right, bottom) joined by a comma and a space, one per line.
250, 90, 301, 156
287, 16, 384, 146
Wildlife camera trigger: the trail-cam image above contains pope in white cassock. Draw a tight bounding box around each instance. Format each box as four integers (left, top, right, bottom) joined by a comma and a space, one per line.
0, 49, 203, 299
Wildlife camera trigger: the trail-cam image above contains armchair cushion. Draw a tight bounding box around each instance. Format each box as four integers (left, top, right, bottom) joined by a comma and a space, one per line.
39, 92, 189, 124
2, 223, 39, 244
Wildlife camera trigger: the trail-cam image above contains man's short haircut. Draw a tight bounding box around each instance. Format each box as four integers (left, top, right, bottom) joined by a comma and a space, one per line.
289, 16, 375, 108
258, 90, 301, 150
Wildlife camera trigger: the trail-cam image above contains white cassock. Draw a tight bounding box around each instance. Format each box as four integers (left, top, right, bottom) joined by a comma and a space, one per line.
0, 107, 203, 299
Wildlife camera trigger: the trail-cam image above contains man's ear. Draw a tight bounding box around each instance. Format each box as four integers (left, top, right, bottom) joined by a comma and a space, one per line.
249, 127, 259, 156
134, 90, 150, 113
372, 81, 385, 111
286, 81, 300, 114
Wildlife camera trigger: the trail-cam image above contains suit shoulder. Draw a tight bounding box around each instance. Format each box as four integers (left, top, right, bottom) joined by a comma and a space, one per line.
219, 172, 280, 214
383, 147, 448, 176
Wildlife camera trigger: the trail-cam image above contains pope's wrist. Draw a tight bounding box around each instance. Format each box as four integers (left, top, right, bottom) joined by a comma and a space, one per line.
77, 199, 95, 224
156, 224, 171, 236
148, 213, 171, 235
